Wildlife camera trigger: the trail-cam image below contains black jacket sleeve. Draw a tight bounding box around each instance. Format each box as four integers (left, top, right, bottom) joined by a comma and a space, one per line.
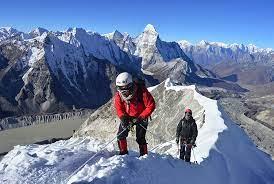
176, 119, 182, 139
190, 120, 198, 144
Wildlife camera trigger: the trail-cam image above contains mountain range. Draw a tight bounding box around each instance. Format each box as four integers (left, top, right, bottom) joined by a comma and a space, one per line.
1, 24, 268, 119
178, 40, 274, 85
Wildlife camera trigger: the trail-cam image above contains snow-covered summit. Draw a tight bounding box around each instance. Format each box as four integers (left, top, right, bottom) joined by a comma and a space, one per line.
0, 27, 18, 34
134, 24, 193, 72
102, 24, 215, 83
144, 24, 157, 33
103, 30, 124, 40
135, 24, 159, 46
29, 27, 49, 37
0, 27, 20, 41
178, 40, 192, 47
198, 40, 209, 46
102, 24, 196, 78
0, 79, 273, 184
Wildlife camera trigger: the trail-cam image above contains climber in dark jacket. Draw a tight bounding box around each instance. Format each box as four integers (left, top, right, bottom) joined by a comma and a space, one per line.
176, 108, 198, 162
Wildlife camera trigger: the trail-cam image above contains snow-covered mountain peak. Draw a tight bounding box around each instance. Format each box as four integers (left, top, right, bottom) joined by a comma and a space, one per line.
140, 24, 158, 39
178, 40, 192, 47
66, 27, 73, 32
265, 48, 274, 53
198, 40, 209, 46
0, 27, 20, 41
210, 41, 229, 48
144, 24, 157, 33
62, 27, 88, 37
35, 27, 48, 33
247, 44, 262, 52
112, 30, 124, 39
133, 24, 199, 75
103, 30, 137, 55
29, 27, 48, 37
246, 44, 274, 53
30, 31, 48, 43
69, 27, 88, 36
0, 27, 18, 34
103, 30, 124, 40
134, 25, 160, 66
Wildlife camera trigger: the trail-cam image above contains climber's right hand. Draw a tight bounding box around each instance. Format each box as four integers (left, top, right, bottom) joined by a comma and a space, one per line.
120, 115, 129, 129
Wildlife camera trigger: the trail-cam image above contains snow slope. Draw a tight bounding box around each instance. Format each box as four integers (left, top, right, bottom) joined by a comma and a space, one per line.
0, 80, 273, 184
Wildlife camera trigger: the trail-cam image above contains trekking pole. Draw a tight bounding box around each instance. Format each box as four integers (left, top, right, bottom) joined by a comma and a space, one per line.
191, 147, 198, 164
177, 139, 181, 158
63, 125, 130, 184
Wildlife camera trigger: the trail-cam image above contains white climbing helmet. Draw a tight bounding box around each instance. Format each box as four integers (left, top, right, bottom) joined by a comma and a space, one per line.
116, 72, 133, 87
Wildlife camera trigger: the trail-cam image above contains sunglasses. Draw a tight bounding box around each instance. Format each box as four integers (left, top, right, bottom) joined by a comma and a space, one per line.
117, 83, 133, 91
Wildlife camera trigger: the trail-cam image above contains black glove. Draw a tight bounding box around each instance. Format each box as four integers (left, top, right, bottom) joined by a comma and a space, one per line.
130, 117, 142, 125
176, 137, 179, 144
186, 144, 193, 148
120, 115, 129, 129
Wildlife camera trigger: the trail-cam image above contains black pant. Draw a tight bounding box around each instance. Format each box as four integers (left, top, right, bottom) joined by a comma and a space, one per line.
180, 143, 191, 162
117, 120, 148, 145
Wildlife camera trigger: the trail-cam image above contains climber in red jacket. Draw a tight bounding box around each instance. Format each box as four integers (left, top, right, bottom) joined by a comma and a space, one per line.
114, 72, 155, 156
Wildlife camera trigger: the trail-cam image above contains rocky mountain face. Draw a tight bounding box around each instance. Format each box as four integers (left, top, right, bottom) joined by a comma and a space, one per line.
106, 25, 206, 82
0, 27, 31, 42
105, 25, 244, 89
0, 27, 140, 118
178, 40, 274, 85
0, 26, 244, 119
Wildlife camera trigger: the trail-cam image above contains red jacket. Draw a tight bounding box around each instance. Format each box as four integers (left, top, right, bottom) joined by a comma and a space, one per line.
114, 86, 155, 120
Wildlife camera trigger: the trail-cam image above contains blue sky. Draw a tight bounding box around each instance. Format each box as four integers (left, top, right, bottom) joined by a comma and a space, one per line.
1, 0, 274, 48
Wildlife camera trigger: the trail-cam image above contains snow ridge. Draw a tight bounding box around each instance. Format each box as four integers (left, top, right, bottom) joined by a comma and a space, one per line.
1, 80, 273, 184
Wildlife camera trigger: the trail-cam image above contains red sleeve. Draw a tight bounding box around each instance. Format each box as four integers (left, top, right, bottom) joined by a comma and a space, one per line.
114, 92, 127, 118
138, 88, 156, 119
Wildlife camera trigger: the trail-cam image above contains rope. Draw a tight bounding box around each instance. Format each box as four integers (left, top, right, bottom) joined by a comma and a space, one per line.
63, 126, 129, 184
140, 124, 198, 164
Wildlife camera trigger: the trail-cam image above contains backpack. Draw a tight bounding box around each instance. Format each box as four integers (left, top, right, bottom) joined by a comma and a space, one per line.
133, 76, 152, 121
133, 76, 146, 103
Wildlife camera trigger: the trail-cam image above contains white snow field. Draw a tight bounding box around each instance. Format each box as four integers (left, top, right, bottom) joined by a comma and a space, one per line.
0, 79, 274, 184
